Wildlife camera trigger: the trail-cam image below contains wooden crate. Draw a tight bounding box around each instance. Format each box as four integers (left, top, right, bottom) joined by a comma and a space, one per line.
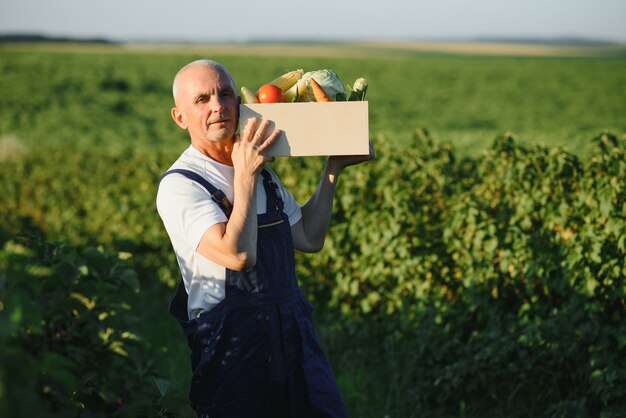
239, 101, 369, 157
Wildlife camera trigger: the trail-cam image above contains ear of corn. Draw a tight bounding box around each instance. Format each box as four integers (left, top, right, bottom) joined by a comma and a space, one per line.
264, 69, 304, 93
250, 69, 365, 103
296, 79, 316, 103
283, 78, 308, 103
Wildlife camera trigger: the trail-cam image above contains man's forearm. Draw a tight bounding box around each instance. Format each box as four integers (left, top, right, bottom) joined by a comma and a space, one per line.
223, 173, 258, 268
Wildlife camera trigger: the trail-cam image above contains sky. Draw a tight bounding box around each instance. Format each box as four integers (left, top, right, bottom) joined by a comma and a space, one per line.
1, 0, 626, 43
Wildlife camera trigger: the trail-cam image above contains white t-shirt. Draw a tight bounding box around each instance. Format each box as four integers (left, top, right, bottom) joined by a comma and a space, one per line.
156, 145, 303, 319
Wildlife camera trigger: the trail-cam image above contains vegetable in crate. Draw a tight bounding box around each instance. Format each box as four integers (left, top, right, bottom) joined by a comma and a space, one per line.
348, 77, 368, 101
240, 86, 259, 104
240, 68, 367, 103
309, 78, 331, 102
283, 78, 308, 102
264, 69, 304, 92
297, 69, 346, 102
257, 84, 284, 103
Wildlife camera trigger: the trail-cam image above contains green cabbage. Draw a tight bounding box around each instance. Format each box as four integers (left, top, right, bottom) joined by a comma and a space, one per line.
300, 69, 346, 101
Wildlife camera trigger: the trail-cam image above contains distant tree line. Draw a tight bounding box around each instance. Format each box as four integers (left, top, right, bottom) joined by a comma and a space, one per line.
0, 34, 115, 44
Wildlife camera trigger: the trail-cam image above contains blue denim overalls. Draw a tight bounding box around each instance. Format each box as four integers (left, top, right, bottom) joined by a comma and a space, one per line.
161, 169, 348, 418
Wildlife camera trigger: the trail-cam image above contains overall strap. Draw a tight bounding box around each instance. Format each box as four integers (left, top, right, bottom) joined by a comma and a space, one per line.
160, 168, 233, 326
261, 169, 284, 213
161, 169, 233, 218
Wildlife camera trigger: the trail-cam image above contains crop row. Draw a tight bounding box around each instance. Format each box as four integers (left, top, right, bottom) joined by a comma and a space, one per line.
1, 129, 624, 416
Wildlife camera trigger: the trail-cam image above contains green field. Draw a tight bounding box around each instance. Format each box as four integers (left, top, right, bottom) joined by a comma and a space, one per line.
1, 43, 625, 156
1, 43, 625, 417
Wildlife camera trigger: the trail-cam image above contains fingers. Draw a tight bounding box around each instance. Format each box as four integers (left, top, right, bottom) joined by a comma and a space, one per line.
327, 140, 375, 170
251, 119, 267, 146
240, 117, 259, 143
258, 125, 281, 154
242, 117, 281, 154
242, 117, 266, 144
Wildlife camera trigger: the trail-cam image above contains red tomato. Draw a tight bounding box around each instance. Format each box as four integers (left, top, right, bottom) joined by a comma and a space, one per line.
257, 84, 284, 103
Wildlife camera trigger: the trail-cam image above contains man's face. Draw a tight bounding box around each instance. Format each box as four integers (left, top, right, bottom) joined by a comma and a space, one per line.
173, 65, 239, 144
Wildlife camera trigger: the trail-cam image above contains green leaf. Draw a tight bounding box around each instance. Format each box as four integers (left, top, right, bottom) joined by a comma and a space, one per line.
153, 378, 172, 398
484, 237, 498, 254
119, 269, 140, 293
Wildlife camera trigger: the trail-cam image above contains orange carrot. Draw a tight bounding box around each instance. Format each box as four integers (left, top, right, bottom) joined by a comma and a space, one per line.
310, 78, 331, 102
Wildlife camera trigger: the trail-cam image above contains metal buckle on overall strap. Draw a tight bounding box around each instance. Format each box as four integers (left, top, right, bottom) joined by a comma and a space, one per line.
211, 190, 233, 218
161, 168, 233, 219
261, 171, 284, 212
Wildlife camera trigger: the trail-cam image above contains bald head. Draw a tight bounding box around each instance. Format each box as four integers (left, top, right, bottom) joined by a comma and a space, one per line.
169, 59, 240, 146
172, 60, 236, 105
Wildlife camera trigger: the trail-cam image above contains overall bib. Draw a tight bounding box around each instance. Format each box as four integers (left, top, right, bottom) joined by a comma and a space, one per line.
162, 169, 348, 418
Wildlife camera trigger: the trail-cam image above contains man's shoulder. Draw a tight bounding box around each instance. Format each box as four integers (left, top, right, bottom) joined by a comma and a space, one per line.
165, 146, 203, 172
160, 147, 221, 180
157, 148, 204, 195
158, 147, 235, 205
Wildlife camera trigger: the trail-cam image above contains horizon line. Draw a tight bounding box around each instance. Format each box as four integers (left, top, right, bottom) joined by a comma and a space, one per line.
1, 32, 625, 47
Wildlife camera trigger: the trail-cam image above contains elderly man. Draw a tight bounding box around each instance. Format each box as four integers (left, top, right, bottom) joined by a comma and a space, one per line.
157, 59, 372, 417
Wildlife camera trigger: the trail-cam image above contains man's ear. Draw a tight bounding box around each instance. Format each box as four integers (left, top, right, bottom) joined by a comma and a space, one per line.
171, 107, 187, 129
